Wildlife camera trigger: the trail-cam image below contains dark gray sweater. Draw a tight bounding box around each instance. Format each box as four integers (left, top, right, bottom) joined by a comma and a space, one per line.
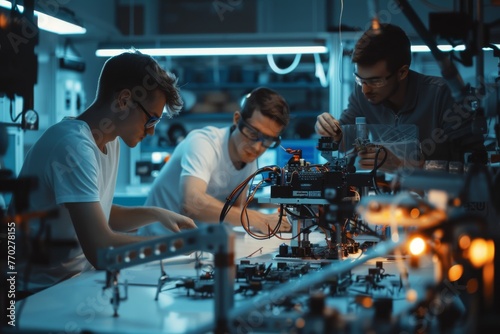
339, 70, 485, 162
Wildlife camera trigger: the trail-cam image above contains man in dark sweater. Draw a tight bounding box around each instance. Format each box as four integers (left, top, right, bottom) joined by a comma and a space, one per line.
315, 23, 486, 171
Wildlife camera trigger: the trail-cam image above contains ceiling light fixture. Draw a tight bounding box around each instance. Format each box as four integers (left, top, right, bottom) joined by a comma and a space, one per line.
0, 0, 86, 35
411, 44, 500, 53
95, 45, 328, 58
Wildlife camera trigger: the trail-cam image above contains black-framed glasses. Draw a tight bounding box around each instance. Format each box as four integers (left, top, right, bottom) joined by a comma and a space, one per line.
353, 71, 396, 88
238, 118, 281, 148
134, 100, 161, 129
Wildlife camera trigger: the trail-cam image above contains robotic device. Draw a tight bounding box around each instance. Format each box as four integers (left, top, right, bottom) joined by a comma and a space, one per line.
96, 223, 235, 334
259, 136, 386, 261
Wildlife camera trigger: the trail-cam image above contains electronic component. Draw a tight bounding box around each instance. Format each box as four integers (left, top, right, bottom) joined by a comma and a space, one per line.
260, 138, 385, 261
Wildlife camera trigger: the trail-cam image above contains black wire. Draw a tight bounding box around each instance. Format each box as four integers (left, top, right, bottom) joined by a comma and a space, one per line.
244, 202, 284, 241
219, 184, 246, 223
353, 217, 379, 237
219, 165, 286, 240
219, 179, 245, 223
247, 204, 319, 240
372, 146, 387, 172
280, 204, 326, 241
370, 146, 387, 194
284, 205, 318, 220
289, 215, 323, 241
219, 165, 279, 223
9, 99, 22, 122
301, 204, 320, 219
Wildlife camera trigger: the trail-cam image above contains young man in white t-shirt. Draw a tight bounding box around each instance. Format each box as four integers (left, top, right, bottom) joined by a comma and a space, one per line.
13, 50, 197, 293
140, 87, 291, 235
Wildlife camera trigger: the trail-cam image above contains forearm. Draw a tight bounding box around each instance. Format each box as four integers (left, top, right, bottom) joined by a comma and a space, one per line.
109, 205, 165, 232
182, 193, 285, 233
66, 202, 160, 269
181, 193, 246, 227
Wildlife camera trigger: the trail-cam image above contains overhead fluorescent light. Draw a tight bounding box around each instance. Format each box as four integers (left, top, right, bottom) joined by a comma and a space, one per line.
411, 45, 466, 52
95, 46, 328, 57
411, 44, 500, 53
0, 0, 86, 35
34, 11, 86, 35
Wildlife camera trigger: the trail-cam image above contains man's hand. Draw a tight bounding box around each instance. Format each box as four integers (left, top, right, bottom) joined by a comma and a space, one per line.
315, 112, 342, 141
244, 210, 291, 234
157, 208, 197, 233
357, 144, 402, 172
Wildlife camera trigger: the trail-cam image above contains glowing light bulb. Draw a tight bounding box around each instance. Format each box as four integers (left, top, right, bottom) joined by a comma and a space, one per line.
409, 237, 426, 256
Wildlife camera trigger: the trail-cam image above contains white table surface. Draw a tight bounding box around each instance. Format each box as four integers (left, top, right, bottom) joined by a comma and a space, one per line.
12, 227, 435, 334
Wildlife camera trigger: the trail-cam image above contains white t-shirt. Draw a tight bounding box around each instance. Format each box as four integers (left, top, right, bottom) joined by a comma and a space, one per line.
139, 126, 256, 236
16, 118, 119, 290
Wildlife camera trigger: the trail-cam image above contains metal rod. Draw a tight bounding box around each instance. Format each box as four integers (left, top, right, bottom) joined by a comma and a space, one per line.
476, 0, 485, 96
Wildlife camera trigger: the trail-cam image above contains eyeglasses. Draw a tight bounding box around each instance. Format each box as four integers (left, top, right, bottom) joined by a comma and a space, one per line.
134, 100, 161, 129
353, 72, 396, 88
238, 118, 281, 148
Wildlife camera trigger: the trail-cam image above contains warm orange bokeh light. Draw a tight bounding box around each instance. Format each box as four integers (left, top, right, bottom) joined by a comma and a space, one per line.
295, 317, 305, 329
448, 264, 464, 282
406, 289, 418, 302
410, 208, 420, 219
469, 238, 494, 268
458, 234, 471, 250
409, 237, 426, 256
0, 13, 8, 29
356, 295, 373, 308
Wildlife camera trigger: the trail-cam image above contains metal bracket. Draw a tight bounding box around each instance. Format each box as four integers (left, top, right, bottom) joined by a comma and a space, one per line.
97, 223, 235, 333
